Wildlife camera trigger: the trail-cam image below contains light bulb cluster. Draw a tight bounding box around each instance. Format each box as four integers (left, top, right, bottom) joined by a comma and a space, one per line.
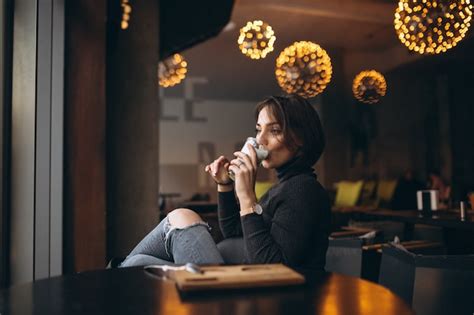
238, 20, 276, 59
394, 0, 473, 54
352, 70, 387, 104
158, 54, 188, 88
275, 41, 332, 98
121, 0, 132, 30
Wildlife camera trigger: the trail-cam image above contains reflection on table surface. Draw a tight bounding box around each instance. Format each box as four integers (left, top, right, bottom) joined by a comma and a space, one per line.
0, 267, 414, 315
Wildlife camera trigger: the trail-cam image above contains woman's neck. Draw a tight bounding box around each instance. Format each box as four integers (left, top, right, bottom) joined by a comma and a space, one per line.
276, 155, 313, 182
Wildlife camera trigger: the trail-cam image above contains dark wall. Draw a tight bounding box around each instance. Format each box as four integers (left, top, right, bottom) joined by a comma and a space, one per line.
345, 37, 474, 202
448, 62, 474, 201
321, 48, 352, 185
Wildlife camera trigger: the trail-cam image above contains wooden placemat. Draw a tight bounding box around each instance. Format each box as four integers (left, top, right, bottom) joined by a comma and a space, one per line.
171, 264, 305, 291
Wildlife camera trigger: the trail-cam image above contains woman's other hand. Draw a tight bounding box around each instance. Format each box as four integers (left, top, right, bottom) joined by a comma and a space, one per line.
228, 144, 258, 210
204, 156, 232, 186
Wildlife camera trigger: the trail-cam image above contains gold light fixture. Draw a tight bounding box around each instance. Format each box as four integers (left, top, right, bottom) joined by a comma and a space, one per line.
121, 0, 132, 30
158, 54, 188, 88
352, 70, 387, 104
394, 0, 473, 54
238, 20, 276, 59
275, 41, 332, 98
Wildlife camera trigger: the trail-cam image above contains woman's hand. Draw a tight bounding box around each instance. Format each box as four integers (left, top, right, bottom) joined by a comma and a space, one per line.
204, 155, 232, 186
228, 144, 258, 212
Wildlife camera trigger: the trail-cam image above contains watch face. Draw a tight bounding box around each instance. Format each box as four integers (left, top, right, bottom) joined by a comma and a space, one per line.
254, 203, 263, 215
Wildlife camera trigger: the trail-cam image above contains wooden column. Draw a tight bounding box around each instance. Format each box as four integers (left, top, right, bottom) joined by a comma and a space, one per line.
0, 0, 13, 288
106, 0, 160, 259
64, 0, 107, 273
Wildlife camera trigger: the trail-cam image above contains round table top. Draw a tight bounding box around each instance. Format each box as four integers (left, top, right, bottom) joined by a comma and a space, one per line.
0, 267, 414, 315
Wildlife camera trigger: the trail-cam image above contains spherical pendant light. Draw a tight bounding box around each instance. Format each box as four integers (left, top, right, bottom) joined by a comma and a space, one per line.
352, 70, 387, 104
275, 41, 332, 98
158, 54, 187, 88
121, 0, 132, 30
238, 20, 276, 60
394, 0, 473, 54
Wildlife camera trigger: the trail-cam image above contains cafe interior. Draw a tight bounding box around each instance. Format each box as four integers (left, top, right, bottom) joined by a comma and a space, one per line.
0, 0, 474, 314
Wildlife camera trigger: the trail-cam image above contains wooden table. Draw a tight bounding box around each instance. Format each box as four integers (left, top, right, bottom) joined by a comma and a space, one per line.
345, 208, 474, 231
0, 267, 415, 315
332, 208, 474, 254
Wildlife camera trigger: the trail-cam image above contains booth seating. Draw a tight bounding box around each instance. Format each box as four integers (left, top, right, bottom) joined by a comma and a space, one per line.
375, 179, 398, 208
378, 246, 474, 315
255, 181, 274, 201
326, 227, 445, 282
332, 179, 399, 210
358, 180, 377, 207
333, 180, 364, 209
325, 227, 382, 281
326, 238, 368, 278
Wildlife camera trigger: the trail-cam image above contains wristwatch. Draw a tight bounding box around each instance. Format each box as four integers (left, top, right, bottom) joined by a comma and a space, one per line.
250, 203, 263, 215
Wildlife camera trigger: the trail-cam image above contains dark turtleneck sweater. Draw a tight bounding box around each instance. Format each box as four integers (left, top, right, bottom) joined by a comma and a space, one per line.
218, 156, 331, 277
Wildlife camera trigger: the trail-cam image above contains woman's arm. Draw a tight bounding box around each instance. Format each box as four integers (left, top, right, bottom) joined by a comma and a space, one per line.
217, 189, 243, 238
204, 156, 244, 238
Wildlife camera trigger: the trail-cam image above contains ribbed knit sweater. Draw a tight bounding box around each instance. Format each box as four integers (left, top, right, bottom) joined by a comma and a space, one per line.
218, 156, 331, 277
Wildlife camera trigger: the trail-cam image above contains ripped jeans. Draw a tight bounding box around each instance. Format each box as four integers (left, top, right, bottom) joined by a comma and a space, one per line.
120, 216, 225, 267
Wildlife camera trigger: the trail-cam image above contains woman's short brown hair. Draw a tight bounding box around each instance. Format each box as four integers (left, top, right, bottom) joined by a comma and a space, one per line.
255, 94, 325, 166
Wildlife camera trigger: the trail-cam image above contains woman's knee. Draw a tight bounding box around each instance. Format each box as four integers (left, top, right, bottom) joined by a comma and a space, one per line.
167, 208, 203, 229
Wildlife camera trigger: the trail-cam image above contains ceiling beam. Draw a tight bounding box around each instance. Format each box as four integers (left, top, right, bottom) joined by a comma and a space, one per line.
238, 0, 396, 25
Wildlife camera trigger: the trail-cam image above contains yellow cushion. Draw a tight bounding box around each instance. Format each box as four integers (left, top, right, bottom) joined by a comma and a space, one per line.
334, 180, 364, 207
255, 181, 274, 201
376, 179, 398, 206
359, 180, 377, 206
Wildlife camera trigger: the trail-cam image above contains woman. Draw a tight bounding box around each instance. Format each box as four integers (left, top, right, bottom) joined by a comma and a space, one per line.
120, 95, 330, 277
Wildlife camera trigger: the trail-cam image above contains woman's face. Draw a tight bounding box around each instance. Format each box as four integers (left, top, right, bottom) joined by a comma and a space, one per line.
255, 106, 296, 169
